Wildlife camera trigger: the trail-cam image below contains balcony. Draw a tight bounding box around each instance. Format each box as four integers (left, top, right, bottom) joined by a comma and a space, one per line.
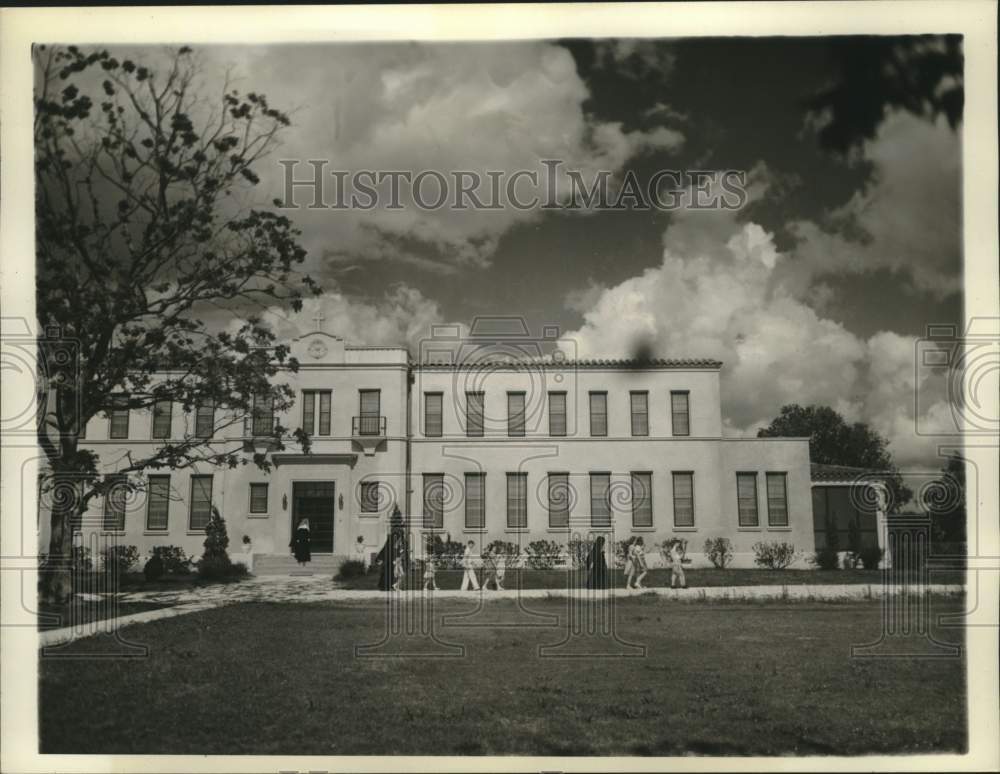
352, 415, 386, 456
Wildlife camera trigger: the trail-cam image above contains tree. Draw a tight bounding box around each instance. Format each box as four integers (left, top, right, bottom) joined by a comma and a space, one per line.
757, 404, 912, 510
34, 45, 319, 602
926, 453, 966, 553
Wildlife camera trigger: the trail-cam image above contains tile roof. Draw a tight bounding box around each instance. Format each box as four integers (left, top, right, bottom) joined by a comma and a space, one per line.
414, 357, 723, 370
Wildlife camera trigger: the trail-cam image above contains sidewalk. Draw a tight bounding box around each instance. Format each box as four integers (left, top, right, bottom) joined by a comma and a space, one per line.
37, 575, 964, 648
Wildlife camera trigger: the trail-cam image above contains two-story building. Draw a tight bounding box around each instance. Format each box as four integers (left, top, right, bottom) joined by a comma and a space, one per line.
40, 327, 831, 570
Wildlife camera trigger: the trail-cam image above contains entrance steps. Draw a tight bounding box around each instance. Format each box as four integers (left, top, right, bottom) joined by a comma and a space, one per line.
252, 553, 345, 576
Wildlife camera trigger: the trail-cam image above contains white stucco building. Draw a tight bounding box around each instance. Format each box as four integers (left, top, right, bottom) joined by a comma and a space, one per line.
41, 326, 889, 571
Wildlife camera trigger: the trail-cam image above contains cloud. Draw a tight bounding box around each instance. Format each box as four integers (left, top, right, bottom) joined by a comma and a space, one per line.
788, 110, 961, 297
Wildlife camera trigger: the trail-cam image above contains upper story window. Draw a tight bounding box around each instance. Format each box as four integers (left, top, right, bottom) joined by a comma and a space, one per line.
152, 399, 172, 440
736, 472, 759, 527
548, 392, 567, 437
251, 394, 275, 436
507, 392, 526, 437
589, 392, 607, 437
358, 389, 382, 436
195, 400, 215, 439
671, 391, 690, 436
466, 391, 484, 437
590, 472, 611, 527
766, 472, 789, 527
109, 395, 130, 439
302, 390, 332, 436
424, 392, 443, 437
630, 391, 649, 437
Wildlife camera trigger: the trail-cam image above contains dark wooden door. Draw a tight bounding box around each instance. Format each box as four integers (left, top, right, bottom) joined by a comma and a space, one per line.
292, 482, 335, 553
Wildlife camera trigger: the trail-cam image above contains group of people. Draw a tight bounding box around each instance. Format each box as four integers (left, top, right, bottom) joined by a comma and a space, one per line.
368, 532, 690, 592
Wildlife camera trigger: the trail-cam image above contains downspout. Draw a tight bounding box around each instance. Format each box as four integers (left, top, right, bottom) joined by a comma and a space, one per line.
405, 359, 413, 525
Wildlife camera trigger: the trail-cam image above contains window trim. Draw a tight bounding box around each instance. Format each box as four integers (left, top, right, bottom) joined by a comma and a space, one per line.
424, 391, 444, 438
546, 471, 571, 529
464, 472, 486, 529
671, 470, 695, 528
188, 474, 214, 532
506, 472, 528, 529
631, 471, 653, 528
766, 471, 789, 527
736, 471, 760, 527
465, 391, 484, 437
359, 480, 381, 514
588, 391, 608, 438
145, 474, 171, 531
589, 470, 612, 527
670, 390, 691, 437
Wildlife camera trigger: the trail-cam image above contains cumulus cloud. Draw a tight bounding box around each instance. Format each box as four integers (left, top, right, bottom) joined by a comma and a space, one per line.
788, 110, 961, 297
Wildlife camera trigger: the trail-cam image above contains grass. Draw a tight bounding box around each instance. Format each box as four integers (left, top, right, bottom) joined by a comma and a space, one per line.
333, 565, 966, 590
40, 597, 966, 755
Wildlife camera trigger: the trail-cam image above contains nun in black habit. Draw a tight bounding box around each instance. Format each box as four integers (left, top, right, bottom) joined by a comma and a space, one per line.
375, 528, 408, 591
290, 517, 311, 566
585, 535, 610, 590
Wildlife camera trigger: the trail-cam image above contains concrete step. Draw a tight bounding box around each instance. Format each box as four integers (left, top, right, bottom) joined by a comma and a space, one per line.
251, 553, 345, 576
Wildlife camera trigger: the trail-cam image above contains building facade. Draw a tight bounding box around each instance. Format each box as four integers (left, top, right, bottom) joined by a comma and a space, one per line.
41, 330, 825, 569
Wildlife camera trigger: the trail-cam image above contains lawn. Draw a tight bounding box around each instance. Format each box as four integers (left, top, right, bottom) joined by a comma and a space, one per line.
40, 597, 966, 755
334, 565, 966, 590
37, 600, 169, 631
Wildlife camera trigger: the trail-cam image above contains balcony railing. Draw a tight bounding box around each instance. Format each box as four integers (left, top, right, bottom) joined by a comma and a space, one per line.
353, 415, 386, 437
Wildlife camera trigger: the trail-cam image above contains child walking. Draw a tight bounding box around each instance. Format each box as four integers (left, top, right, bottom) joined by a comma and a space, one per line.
665, 538, 688, 589
460, 540, 480, 591
422, 553, 439, 591
391, 545, 406, 591
633, 536, 649, 589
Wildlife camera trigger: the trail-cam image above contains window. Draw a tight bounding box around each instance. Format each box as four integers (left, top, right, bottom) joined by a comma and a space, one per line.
358, 390, 381, 435
507, 392, 526, 437
189, 475, 214, 531
251, 394, 274, 436
302, 390, 332, 436
590, 472, 611, 527
103, 475, 127, 530
465, 473, 485, 529
109, 396, 130, 439
152, 399, 172, 439
422, 474, 444, 529
249, 483, 269, 514
195, 400, 215, 439
424, 392, 443, 437
671, 391, 690, 436
506, 472, 527, 529
736, 473, 759, 527
548, 392, 567, 437
589, 392, 607, 437
672, 472, 695, 527
360, 481, 381, 514
630, 391, 649, 437
146, 475, 170, 530
466, 391, 484, 437
547, 473, 571, 528
631, 472, 653, 527
766, 473, 789, 527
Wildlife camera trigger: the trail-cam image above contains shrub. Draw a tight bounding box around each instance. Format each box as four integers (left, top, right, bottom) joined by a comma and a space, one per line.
859, 546, 884, 570
812, 545, 840, 570
335, 558, 367, 580
100, 544, 140, 576
426, 534, 465, 570
752, 541, 797, 570
71, 545, 93, 573
202, 506, 230, 560
703, 537, 734, 569
613, 539, 632, 570
197, 555, 247, 580
485, 540, 521, 569
844, 517, 863, 568
566, 537, 594, 569
151, 545, 192, 574
525, 540, 562, 570
143, 554, 165, 581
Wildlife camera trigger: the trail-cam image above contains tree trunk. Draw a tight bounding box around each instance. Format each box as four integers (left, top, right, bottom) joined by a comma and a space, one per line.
38, 476, 78, 605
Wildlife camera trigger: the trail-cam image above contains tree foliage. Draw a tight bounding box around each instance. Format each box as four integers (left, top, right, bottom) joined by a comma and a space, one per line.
34, 45, 319, 600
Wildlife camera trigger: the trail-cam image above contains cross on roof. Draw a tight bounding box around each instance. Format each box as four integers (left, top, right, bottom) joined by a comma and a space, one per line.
311, 309, 326, 331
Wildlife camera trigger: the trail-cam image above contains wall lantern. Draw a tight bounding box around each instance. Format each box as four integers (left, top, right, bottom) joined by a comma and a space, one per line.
282, 494, 288, 511
338, 493, 344, 510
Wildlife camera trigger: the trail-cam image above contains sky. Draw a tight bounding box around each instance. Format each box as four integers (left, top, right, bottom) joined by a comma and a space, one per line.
104, 38, 967, 472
